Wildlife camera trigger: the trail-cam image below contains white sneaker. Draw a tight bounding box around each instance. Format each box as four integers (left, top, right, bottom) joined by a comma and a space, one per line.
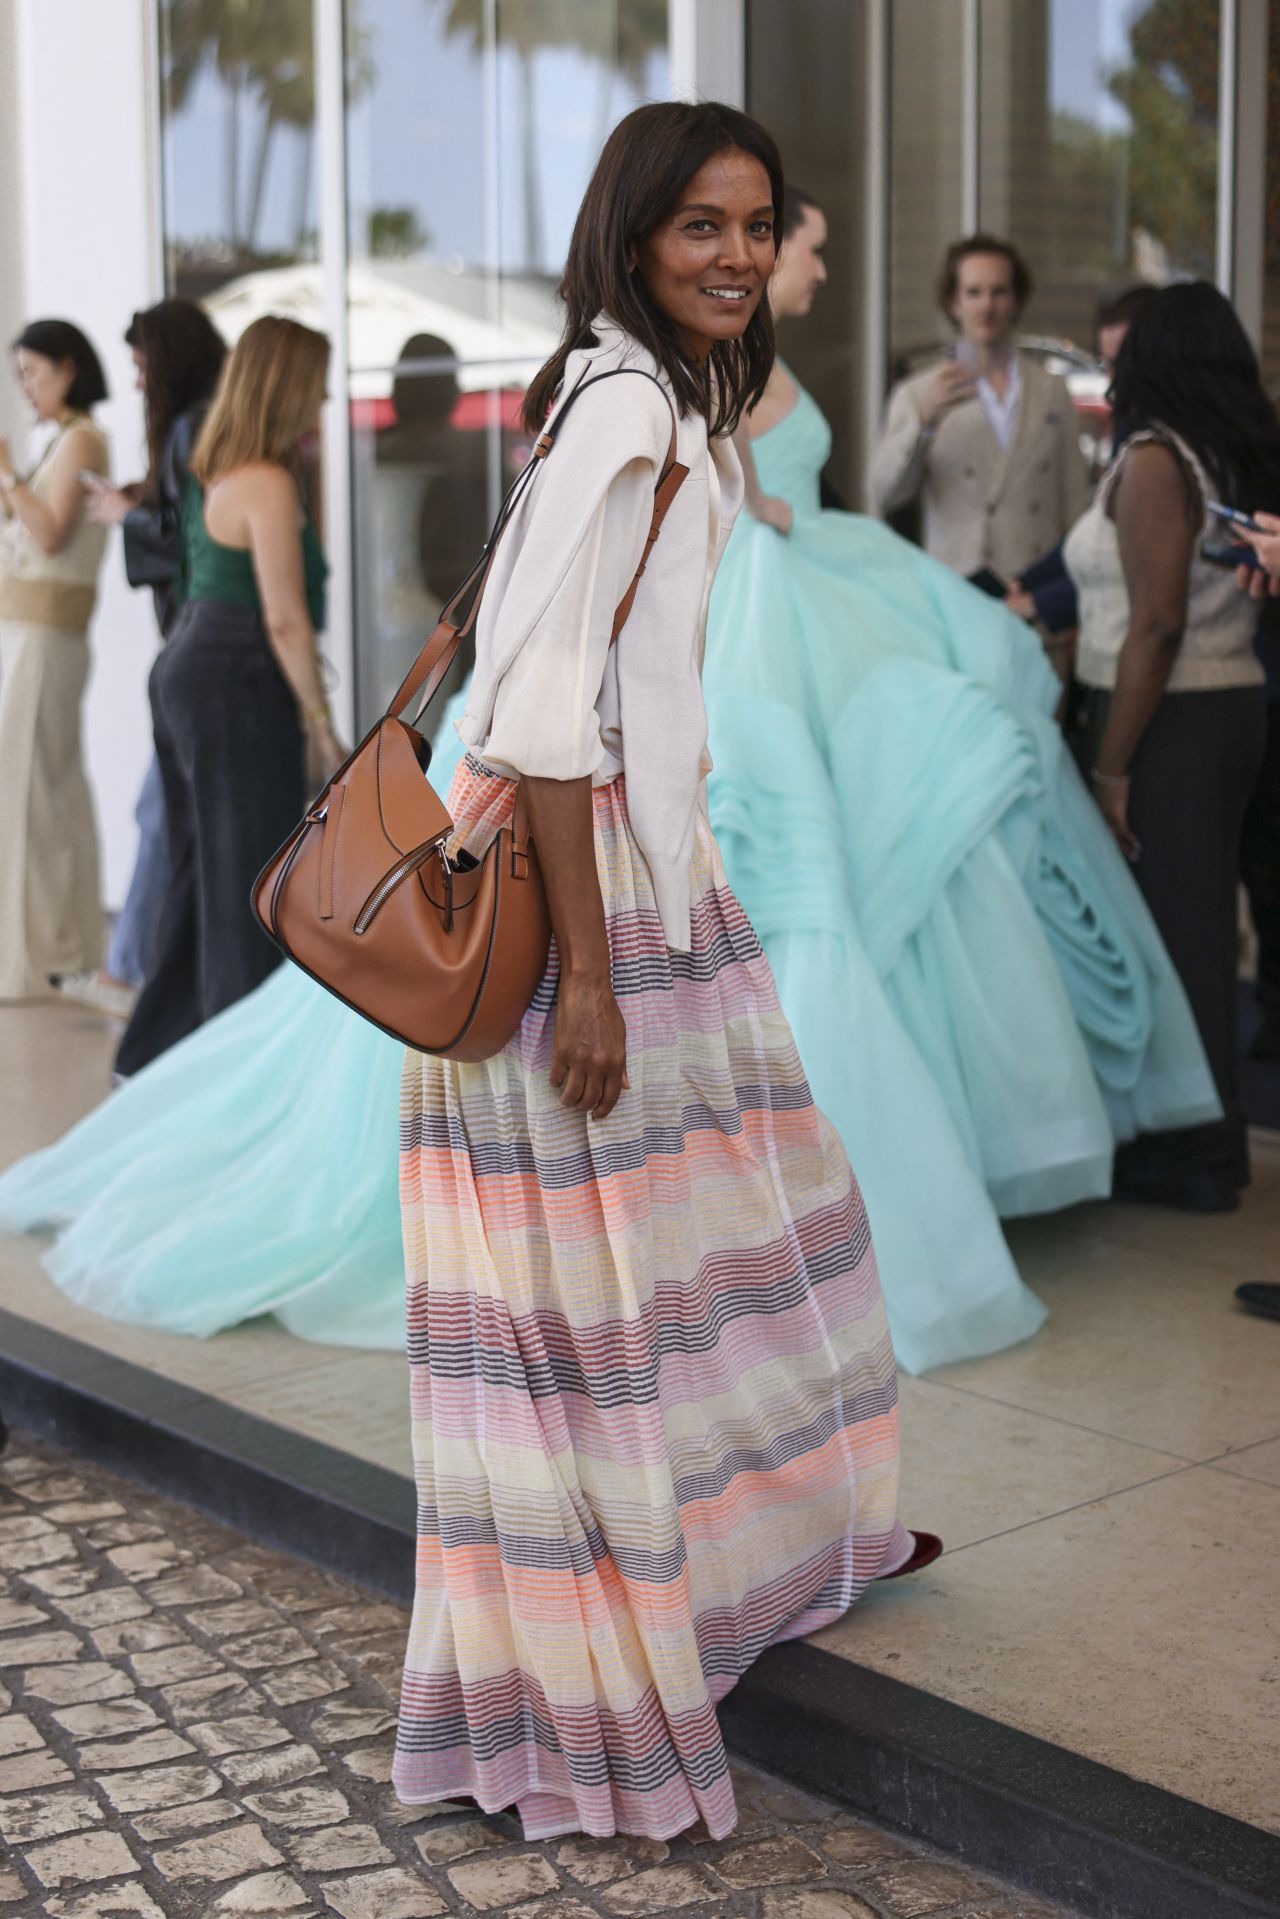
56, 971, 137, 1022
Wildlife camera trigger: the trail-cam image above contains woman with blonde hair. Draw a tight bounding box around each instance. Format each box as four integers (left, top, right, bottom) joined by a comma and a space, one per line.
116, 314, 342, 1076
0, 319, 110, 1000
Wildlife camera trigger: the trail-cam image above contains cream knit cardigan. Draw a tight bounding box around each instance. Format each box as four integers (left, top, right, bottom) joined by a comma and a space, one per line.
457, 316, 744, 952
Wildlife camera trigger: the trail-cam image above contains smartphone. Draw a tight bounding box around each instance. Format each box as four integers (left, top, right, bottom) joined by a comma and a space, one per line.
1201, 538, 1262, 571
1206, 500, 1262, 534
952, 339, 979, 373
966, 565, 1008, 598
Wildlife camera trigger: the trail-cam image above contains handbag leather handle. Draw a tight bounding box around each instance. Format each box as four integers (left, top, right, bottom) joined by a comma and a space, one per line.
389, 366, 687, 728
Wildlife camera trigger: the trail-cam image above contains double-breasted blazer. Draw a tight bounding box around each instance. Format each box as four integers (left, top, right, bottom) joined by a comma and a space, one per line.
866, 352, 1091, 581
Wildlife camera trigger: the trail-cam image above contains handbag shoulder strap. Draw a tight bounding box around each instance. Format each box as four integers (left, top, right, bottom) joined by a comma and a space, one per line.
390, 366, 689, 725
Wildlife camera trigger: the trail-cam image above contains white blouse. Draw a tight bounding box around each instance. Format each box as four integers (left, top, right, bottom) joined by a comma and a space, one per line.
458, 316, 744, 951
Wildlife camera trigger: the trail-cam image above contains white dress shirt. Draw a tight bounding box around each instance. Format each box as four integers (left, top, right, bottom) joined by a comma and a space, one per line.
976, 353, 1021, 451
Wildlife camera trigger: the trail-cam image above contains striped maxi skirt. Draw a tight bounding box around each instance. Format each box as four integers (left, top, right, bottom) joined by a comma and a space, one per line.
395, 758, 910, 1841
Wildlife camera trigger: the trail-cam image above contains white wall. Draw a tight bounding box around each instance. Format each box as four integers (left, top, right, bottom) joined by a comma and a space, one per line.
0, 3, 26, 452
15, 0, 162, 910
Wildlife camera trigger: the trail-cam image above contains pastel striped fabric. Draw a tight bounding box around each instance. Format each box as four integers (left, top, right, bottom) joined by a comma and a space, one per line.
395, 759, 909, 1840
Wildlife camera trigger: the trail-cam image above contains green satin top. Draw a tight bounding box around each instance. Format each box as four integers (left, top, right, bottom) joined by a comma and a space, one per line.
178, 477, 328, 631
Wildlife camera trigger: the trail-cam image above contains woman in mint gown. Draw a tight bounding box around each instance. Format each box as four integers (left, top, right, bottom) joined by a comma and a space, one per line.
700, 188, 1218, 1368
0, 199, 1217, 1374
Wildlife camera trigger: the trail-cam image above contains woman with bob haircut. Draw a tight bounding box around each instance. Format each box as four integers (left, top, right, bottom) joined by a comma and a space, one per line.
1070, 281, 1280, 1211
0, 319, 110, 1000
393, 99, 928, 1843
115, 314, 342, 1077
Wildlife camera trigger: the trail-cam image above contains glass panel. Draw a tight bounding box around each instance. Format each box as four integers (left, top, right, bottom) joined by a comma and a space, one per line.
492, 1, 669, 319
889, 0, 967, 384
346, 0, 669, 730
350, 352, 529, 724
1263, 0, 1280, 395
979, 0, 1221, 351
158, 0, 319, 302
747, 0, 869, 506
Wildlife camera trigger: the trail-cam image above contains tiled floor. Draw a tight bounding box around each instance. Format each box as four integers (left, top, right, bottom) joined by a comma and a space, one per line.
1, 1434, 1072, 1919
2, 1000, 1278, 1838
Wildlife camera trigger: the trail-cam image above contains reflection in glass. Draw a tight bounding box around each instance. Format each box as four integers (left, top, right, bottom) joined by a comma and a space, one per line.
352, 348, 531, 726
979, 0, 1220, 349
345, 0, 669, 728
747, 0, 870, 506
889, 0, 966, 380
1263, 0, 1280, 394
159, 0, 320, 302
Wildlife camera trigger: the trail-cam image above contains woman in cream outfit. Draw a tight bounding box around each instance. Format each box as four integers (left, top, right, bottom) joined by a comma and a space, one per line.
0, 321, 110, 1000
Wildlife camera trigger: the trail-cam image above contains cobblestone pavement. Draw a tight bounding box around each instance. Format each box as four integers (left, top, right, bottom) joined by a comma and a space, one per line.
0, 1433, 1071, 1919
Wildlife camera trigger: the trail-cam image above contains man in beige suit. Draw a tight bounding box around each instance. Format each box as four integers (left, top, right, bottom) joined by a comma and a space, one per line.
867, 234, 1091, 582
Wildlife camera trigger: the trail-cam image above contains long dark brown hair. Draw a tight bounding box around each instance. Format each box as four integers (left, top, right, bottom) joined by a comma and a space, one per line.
125, 300, 227, 502
523, 101, 784, 439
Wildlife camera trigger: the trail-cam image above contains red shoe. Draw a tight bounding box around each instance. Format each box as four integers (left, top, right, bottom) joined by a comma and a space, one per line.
881, 1531, 943, 1579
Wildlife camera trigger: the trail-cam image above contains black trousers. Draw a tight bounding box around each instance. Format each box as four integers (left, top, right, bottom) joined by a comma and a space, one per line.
1080, 684, 1267, 1189
116, 601, 303, 1078
1240, 699, 1280, 1023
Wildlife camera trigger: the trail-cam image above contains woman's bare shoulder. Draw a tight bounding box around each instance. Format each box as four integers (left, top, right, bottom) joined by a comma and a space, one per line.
1109, 435, 1200, 530
54, 420, 107, 472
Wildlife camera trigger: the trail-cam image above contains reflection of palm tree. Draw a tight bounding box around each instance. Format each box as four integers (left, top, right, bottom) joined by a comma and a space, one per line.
162, 0, 373, 259
438, 0, 665, 273
164, 0, 262, 250
1106, 0, 1218, 278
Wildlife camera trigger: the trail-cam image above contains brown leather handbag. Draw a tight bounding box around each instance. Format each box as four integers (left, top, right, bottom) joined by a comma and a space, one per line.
252, 368, 688, 1061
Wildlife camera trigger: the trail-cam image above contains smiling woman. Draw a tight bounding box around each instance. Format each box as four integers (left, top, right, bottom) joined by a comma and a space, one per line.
394, 99, 926, 1842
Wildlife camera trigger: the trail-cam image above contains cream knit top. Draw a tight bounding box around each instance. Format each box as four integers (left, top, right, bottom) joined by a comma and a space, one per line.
0, 417, 108, 633
457, 317, 744, 952
1066, 426, 1263, 694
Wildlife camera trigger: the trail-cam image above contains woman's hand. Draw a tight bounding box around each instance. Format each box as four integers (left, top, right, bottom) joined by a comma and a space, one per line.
550, 966, 629, 1121
304, 718, 348, 792
1238, 511, 1280, 598
1004, 582, 1036, 621
1091, 771, 1139, 861
82, 476, 133, 526
750, 493, 793, 536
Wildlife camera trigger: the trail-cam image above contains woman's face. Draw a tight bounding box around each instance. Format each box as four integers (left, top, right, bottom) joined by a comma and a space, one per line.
14, 348, 74, 422
636, 148, 776, 364
132, 347, 148, 394
771, 204, 828, 321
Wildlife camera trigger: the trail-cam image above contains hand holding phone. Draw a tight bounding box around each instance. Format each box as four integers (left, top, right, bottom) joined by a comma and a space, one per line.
1206, 500, 1263, 534
1201, 538, 1262, 571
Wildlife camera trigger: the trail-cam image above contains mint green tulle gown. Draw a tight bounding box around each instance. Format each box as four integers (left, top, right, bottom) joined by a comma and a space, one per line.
0, 697, 469, 1350
0, 385, 1220, 1375
701, 372, 1220, 1369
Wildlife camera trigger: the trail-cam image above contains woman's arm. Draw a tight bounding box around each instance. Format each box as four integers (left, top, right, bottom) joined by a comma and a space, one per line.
1092, 443, 1198, 856
238, 463, 345, 772
0, 424, 105, 553
732, 418, 791, 534
523, 775, 627, 1120
480, 392, 661, 1120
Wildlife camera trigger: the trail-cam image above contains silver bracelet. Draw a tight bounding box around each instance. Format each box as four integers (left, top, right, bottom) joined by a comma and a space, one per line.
1090, 767, 1129, 789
